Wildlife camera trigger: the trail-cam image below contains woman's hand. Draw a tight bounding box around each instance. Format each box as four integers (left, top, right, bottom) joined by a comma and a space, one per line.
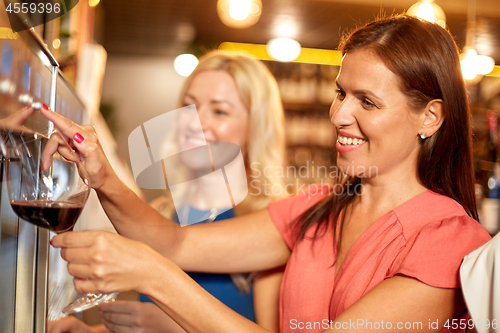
0, 104, 36, 128
39, 106, 115, 190
51, 231, 164, 295
46, 316, 107, 333
100, 301, 187, 333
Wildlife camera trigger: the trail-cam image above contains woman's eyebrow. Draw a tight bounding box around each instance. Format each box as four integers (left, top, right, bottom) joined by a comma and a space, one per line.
184, 94, 197, 103
210, 99, 235, 108
336, 81, 382, 102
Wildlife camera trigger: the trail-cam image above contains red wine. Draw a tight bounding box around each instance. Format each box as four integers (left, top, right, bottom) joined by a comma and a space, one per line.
10, 200, 84, 233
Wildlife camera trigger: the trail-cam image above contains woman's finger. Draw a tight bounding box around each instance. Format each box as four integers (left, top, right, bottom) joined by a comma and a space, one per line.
101, 318, 135, 333
40, 106, 114, 190
72, 277, 101, 294
60, 247, 96, 265
40, 107, 98, 158
67, 263, 96, 280
99, 300, 137, 314
0, 105, 36, 127
41, 132, 80, 170
101, 309, 136, 326
40, 106, 86, 141
51, 230, 104, 249
46, 315, 90, 333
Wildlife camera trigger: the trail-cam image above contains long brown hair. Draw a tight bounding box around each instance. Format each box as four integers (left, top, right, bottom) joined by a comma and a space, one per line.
296, 15, 478, 244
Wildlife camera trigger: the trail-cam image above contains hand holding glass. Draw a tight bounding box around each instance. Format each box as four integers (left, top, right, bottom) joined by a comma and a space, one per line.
4, 133, 116, 314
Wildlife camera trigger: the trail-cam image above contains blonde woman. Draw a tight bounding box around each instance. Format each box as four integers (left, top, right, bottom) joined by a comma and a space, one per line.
47, 51, 287, 333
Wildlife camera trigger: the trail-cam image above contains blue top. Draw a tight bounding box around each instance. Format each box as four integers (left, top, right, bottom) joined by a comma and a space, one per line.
140, 206, 255, 321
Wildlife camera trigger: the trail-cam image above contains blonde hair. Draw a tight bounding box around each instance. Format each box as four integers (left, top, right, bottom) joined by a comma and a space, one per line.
150, 50, 287, 294
154, 50, 287, 218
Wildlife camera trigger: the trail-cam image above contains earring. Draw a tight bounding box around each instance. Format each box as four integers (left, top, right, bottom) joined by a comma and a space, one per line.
420, 133, 427, 140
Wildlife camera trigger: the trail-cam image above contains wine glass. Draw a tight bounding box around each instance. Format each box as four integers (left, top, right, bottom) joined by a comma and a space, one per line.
3, 131, 117, 314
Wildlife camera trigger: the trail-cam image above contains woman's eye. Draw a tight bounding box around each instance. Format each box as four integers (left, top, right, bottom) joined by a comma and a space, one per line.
214, 109, 228, 116
336, 89, 346, 101
362, 99, 376, 109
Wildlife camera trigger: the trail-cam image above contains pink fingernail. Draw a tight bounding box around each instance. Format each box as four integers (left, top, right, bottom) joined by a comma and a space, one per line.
42, 103, 49, 111
40, 164, 45, 172
73, 133, 85, 144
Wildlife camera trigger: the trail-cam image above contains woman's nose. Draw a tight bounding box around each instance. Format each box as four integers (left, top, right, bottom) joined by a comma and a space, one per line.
330, 98, 354, 128
191, 107, 209, 132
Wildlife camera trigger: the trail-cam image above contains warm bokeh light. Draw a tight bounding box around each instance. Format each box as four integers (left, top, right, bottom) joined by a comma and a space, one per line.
52, 38, 61, 49
407, 0, 446, 28
460, 48, 495, 80
0, 27, 19, 39
274, 22, 298, 39
266, 38, 301, 62
174, 54, 199, 77
476, 55, 496, 75
217, 0, 262, 29
229, 0, 251, 20
89, 0, 100, 7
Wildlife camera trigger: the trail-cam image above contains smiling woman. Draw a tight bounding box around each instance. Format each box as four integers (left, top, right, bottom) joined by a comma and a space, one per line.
44, 15, 490, 333
332, 49, 432, 178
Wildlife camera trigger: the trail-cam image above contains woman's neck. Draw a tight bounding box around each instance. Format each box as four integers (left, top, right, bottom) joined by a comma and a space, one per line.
188, 161, 248, 211
353, 165, 427, 220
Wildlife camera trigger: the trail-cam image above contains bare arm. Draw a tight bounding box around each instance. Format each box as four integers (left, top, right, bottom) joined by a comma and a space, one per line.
40, 107, 290, 273
46, 317, 108, 333
253, 267, 284, 332
51, 231, 464, 333
324, 276, 465, 332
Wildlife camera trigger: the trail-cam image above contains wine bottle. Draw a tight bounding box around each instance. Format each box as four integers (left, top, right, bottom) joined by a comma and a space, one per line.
480, 110, 500, 234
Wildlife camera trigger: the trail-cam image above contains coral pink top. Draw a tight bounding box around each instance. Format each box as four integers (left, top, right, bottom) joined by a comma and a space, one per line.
268, 187, 490, 332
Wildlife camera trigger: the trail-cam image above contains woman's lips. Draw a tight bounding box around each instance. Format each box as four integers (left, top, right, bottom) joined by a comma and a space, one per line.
337, 135, 366, 145
336, 134, 366, 154
186, 136, 206, 146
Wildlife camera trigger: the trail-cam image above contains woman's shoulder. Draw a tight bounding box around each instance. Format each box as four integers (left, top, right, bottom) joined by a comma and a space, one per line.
391, 190, 490, 262
392, 190, 482, 235
388, 191, 491, 288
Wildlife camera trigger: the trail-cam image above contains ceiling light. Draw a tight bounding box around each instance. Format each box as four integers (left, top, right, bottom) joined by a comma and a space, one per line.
217, 0, 262, 29
266, 38, 301, 62
407, 0, 446, 28
230, 0, 251, 20
174, 54, 198, 77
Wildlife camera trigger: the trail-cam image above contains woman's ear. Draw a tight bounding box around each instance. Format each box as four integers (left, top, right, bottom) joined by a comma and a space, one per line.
419, 99, 444, 138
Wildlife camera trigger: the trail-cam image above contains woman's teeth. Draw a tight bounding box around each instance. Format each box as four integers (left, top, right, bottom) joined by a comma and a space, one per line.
337, 135, 366, 145
187, 137, 206, 146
